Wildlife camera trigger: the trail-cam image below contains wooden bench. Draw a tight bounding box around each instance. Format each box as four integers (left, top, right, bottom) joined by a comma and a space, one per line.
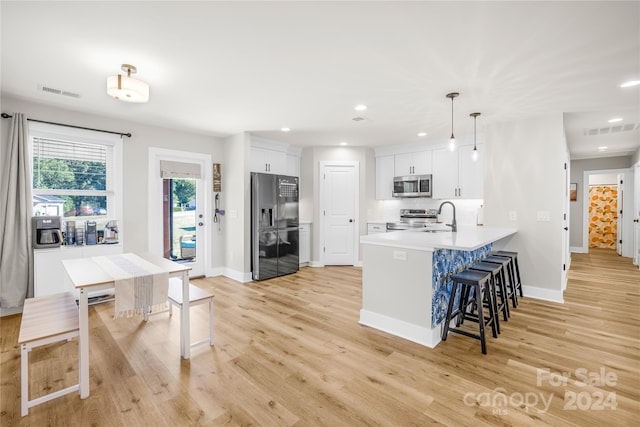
18, 292, 80, 416
168, 278, 214, 349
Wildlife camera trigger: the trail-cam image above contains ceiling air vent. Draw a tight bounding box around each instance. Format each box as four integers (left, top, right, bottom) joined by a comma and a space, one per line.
583, 122, 639, 136
38, 84, 81, 98
352, 116, 366, 122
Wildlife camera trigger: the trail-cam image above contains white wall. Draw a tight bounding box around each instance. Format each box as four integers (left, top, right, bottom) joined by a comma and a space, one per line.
1, 96, 227, 271
485, 113, 567, 301
222, 132, 251, 280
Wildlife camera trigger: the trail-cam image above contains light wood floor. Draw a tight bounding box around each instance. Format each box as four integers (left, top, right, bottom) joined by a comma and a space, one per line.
1, 248, 639, 426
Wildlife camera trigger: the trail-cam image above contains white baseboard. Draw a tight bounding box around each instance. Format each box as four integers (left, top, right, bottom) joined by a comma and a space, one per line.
354, 260, 363, 267
522, 286, 564, 304
220, 268, 253, 283
205, 267, 225, 278
309, 261, 325, 267
359, 309, 441, 348
570, 246, 587, 253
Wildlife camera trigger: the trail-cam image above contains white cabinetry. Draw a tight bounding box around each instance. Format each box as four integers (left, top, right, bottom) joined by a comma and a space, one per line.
251, 147, 287, 174
286, 154, 300, 177
299, 222, 311, 265
367, 223, 387, 234
375, 155, 395, 200
34, 244, 123, 299
394, 151, 432, 176
432, 145, 483, 199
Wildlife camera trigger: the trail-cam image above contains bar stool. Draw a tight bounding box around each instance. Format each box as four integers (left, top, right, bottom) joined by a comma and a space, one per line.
493, 250, 523, 298
484, 255, 518, 308
470, 261, 510, 331
441, 269, 497, 354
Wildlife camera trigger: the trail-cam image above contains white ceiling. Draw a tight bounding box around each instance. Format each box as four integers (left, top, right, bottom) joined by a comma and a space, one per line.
2, 1, 639, 159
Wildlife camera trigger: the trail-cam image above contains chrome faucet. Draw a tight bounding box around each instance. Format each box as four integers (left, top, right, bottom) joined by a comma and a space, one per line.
438, 201, 457, 232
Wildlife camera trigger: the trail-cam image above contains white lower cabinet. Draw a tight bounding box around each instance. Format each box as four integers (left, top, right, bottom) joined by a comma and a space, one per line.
299, 222, 311, 265
34, 244, 123, 299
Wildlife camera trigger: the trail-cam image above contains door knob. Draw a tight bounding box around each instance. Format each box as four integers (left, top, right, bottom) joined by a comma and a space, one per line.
349, 219, 353, 223
564, 227, 568, 230
198, 222, 204, 226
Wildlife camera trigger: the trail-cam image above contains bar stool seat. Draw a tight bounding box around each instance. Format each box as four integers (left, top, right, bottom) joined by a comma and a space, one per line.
484, 255, 518, 308
470, 261, 510, 330
493, 250, 523, 298
441, 269, 497, 354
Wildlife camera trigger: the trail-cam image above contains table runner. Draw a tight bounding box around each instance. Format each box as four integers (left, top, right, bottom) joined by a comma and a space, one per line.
92, 253, 169, 318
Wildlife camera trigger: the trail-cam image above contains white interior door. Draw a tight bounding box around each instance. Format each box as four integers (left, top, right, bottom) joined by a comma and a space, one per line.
617, 173, 623, 256
634, 164, 640, 268
562, 156, 570, 289
321, 162, 358, 265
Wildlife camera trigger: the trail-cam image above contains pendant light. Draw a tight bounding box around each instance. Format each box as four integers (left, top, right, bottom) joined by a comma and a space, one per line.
446, 92, 459, 151
107, 64, 149, 103
470, 112, 481, 161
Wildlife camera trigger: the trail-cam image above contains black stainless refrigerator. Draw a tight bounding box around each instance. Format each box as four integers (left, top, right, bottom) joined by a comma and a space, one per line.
251, 173, 299, 280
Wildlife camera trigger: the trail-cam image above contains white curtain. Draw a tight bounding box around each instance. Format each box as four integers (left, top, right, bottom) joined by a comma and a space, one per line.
0, 113, 33, 308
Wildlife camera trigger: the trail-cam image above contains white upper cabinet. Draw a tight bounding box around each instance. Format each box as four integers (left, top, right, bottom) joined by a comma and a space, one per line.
394, 151, 432, 175
375, 155, 395, 200
457, 145, 483, 199
286, 154, 300, 177
432, 145, 483, 199
251, 146, 287, 174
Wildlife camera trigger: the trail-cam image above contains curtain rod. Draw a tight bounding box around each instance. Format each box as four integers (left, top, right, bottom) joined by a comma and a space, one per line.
1, 113, 132, 138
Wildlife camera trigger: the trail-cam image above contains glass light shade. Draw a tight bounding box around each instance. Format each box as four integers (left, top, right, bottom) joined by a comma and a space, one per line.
472, 147, 479, 161
448, 136, 456, 151
107, 74, 149, 103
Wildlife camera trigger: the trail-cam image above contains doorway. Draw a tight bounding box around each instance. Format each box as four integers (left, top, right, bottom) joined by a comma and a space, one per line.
148, 148, 211, 277
581, 168, 634, 258
319, 161, 359, 265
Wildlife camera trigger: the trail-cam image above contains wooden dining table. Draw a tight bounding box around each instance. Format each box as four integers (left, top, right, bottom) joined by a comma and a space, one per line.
62, 252, 191, 399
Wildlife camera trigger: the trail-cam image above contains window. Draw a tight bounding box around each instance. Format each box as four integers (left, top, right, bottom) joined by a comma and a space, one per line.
29, 122, 122, 221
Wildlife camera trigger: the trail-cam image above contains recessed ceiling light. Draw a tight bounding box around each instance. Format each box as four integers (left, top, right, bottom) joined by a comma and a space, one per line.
281, 127, 290, 132
608, 118, 623, 123
354, 104, 367, 111
417, 132, 427, 137
620, 80, 640, 88
598, 146, 608, 151
340, 141, 347, 146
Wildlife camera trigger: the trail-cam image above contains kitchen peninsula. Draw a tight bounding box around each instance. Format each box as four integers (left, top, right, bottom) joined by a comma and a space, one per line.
359, 225, 517, 348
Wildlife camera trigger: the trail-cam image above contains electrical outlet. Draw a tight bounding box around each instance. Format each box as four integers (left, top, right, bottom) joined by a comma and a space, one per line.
509, 211, 517, 221
393, 250, 407, 261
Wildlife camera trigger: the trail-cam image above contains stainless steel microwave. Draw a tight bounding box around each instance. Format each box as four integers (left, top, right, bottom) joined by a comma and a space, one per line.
392, 174, 432, 198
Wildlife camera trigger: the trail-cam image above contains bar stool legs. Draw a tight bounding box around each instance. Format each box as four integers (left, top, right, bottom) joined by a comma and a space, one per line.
494, 251, 523, 298
442, 269, 496, 354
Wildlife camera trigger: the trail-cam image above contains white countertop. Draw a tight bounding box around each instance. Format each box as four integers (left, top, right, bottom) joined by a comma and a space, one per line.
360, 225, 517, 251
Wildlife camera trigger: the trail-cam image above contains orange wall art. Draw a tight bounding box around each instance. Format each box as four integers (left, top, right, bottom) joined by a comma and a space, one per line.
588, 185, 618, 249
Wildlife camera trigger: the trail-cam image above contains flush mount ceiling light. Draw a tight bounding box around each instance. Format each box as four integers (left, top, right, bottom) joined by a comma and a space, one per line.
281, 127, 291, 132
354, 104, 367, 111
608, 118, 623, 123
417, 132, 427, 137
107, 64, 149, 103
446, 92, 459, 151
470, 112, 481, 161
340, 141, 348, 146
598, 146, 608, 151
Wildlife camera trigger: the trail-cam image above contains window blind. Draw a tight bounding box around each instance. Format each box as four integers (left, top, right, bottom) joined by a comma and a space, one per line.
159, 160, 202, 179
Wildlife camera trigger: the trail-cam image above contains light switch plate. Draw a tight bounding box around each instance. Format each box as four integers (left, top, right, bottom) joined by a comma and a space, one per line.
537, 211, 551, 222
393, 250, 407, 261
509, 211, 517, 221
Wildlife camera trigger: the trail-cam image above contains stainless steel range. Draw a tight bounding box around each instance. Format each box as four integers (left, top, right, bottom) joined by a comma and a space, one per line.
386, 208, 438, 231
